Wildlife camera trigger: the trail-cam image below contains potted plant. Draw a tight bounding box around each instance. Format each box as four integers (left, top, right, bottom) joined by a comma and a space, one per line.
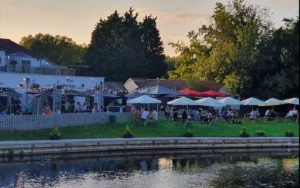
285, 130, 294, 137
122, 125, 133, 138
183, 128, 194, 137
240, 127, 249, 137
255, 130, 266, 137
49, 127, 61, 140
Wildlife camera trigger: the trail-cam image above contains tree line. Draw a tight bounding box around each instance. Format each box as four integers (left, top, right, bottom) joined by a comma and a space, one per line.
20, 1, 298, 98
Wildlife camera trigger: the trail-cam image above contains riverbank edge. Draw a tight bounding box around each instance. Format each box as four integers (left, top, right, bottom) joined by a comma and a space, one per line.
0, 137, 298, 156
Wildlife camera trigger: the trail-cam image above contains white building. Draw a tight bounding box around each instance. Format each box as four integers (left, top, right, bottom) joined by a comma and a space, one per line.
0, 38, 105, 113
0, 38, 75, 75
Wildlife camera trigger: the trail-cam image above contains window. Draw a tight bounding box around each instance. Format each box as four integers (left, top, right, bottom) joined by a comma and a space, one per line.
21, 60, 31, 73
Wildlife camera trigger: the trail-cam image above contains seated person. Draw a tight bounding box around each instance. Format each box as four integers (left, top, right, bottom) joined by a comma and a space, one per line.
204, 111, 213, 125
264, 109, 272, 120
221, 109, 229, 122
286, 109, 294, 118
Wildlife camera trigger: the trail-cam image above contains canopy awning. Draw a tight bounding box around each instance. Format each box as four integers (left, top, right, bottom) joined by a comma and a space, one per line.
179, 88, 202, 97
200, 90, 230, 97
167, 97, 198, 106
218, 97, 242, 106
195, 97, 224, 107
127, 95, 161, 104
283, 97, 299, 105
259, 98, 286, 106
241, 97, 265, 106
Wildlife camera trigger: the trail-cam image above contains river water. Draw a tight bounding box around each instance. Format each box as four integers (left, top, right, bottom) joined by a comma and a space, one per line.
0, 148, 298, 188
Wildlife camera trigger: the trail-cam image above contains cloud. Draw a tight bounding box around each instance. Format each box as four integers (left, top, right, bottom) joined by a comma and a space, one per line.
277, 0, 298, 5
136, 8, 210, 22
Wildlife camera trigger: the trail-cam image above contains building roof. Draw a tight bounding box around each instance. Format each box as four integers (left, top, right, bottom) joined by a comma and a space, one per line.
127, 78, 224, 91
0, 38, 38, 57
104, 81, 127, 93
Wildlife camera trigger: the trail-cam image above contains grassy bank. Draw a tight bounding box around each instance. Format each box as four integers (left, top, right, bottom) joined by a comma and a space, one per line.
0, 120, 298, 141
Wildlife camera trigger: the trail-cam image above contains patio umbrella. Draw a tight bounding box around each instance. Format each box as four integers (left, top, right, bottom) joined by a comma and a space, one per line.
200, 90, 230, 97
179, 88, 203, 97
283, 97, 299, 105
218, 97, 242, 106
127, 95, 161, 112
241, 97, 265, 106
167, 97, 198, 106
241, 97, 265, 110
259, 98, 286, 106
127, 95, 161, 104
195, 97, 224, 107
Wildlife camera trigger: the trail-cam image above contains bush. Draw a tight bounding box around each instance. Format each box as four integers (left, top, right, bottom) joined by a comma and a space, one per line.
285, 130, 294, 137
122, 125, 133, 138
183, 128, 194, 137
240, 127, 249, 137
49, 127, 61, 140
255, 130, 266, 137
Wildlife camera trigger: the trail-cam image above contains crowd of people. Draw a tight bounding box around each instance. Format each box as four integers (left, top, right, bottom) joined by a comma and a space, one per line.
131, 106, 158, 127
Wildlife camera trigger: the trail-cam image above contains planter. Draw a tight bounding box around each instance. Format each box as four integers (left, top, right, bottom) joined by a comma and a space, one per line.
49, 135, 61, 140
122, 135, 133, 138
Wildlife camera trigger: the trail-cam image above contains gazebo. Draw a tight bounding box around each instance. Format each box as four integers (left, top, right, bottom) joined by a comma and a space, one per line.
127, 95, 162, 112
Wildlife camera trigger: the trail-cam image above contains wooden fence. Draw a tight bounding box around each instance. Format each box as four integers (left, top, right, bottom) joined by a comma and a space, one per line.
0, 112, 133, 131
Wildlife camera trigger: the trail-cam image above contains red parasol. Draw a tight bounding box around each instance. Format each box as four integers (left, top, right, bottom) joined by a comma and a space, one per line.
200, 90, 230, 97
179, 88, 203, 97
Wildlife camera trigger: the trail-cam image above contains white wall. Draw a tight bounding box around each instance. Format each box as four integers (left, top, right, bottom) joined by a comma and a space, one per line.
0, 51, 5, 66
0, 72, 104, 90
0, 50, 54, 68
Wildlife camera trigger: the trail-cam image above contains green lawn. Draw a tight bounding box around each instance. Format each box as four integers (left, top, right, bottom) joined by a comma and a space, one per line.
0, 119, 298, 141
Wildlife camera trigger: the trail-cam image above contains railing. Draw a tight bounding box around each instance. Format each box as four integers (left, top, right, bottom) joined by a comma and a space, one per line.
0, 112, 133, 131
0, 65, 76, 76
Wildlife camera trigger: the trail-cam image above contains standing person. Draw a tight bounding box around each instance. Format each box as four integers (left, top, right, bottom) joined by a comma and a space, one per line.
173, 108, 178, 121
141, 108, 149, 127
182, 110, 187, 122
74, 102, 81, 113
206, 111, 213, 126
81, 102, 88, 112
249, 108, 258, 123
92, 103, 98, 113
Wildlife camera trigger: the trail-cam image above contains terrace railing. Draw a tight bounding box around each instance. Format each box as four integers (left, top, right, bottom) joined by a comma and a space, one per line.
0, 112, 133, 131
0, 65, 76, 76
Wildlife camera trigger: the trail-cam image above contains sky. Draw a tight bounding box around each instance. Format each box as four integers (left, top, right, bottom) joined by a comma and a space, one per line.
0, 0, 298, 56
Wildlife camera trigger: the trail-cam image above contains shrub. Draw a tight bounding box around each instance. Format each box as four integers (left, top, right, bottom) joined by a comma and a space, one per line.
285, 130, 294, 137
255, 130, 266, 137
49, 127, 61, 140
240, 127, 249, 137
122, 125, 133, 138
183, 128, 194, 137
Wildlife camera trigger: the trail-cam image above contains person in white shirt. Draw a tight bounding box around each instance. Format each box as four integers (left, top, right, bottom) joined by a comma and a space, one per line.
141, 109, 149, 127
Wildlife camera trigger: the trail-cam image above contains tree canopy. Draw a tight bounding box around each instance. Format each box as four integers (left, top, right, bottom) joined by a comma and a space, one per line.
168, 0, 299, 98
20, 33, 86, 66
85, 8, 166, 81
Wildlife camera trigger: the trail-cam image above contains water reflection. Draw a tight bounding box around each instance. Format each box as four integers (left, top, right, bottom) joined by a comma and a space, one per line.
0, 149, 298, 188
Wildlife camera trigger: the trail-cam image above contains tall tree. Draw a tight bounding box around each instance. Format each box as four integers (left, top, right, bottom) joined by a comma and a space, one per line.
257, 18, 299, 98
169, 0, 273, 97
20, 34, 86, 65
85, 8, 166, 81
140, 16, 166, 78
